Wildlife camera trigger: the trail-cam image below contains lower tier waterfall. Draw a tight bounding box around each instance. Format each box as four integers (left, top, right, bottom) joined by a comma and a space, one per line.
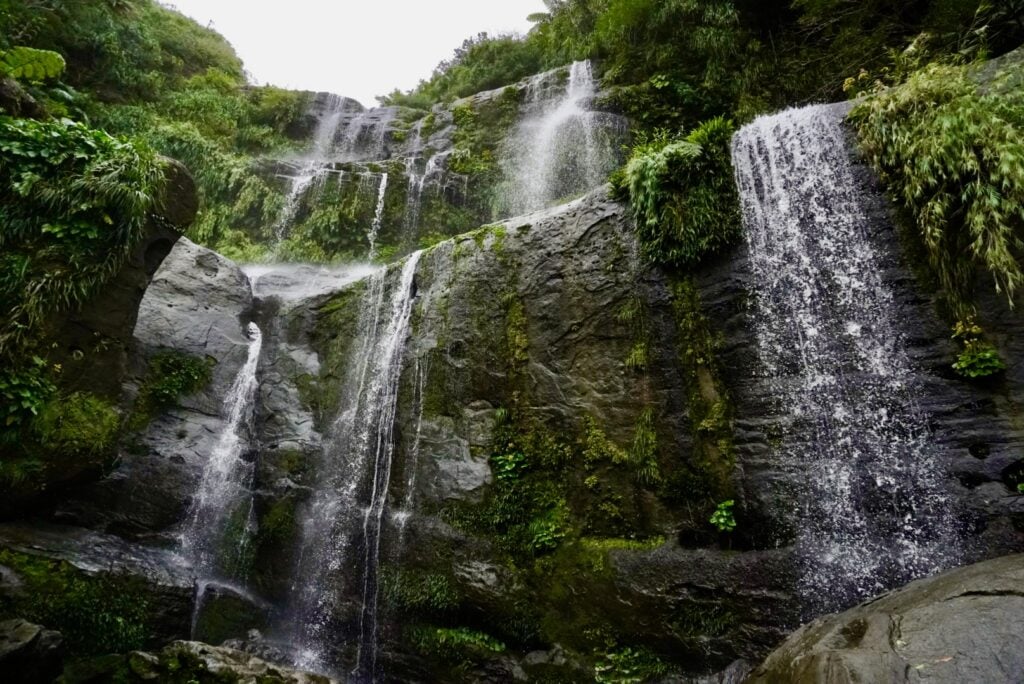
731, 103, 960, 613
283, 252, 422, 678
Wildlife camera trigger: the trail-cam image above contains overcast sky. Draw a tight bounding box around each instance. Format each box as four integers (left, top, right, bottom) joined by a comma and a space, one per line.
162, 1, 548, 107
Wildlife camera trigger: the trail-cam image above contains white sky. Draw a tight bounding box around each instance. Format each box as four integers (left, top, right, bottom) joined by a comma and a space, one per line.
162, 1, 548, 107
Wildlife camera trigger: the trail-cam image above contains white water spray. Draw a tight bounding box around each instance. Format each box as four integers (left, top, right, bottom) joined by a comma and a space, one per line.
499, 60, 622, 216
732, 103, 959, 613
286, 252, 422, 677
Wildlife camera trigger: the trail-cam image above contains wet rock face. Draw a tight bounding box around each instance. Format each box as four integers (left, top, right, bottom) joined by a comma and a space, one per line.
698, 120, 1024, 572
55, 238, 256, 538
746, 554, 1024, 684
290, 189, 800, 679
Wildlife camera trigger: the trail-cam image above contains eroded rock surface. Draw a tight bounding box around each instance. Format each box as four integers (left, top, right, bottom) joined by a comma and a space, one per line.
746, 554, 1024, 684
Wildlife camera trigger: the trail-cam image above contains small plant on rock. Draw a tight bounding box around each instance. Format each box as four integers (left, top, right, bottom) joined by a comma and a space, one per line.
709, 499, 736, 533
951, 318, 1006, 379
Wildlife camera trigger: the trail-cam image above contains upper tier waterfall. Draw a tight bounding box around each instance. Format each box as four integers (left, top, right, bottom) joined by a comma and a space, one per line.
265, 61, 626, 264
498, 60, 626, 216
731, 103, 960, 613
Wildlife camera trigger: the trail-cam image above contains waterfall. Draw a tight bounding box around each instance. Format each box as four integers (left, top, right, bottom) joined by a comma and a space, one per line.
286, 252, 422, 677
273, 94, 351, 248
732, 103, 959, 614
181, 321, 263, 579
499, 60, 622, 216
340, 108, 396, 162
367, 172, 389, 260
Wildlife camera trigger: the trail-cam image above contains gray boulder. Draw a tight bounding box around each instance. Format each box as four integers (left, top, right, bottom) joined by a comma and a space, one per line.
0, 619, 63, 684
746, 554, 1024, 683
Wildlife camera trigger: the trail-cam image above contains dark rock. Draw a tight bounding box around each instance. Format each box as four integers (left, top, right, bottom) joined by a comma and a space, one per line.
0, 76, 46, 119
0, 618, 64, 684
746, 554, 1024, 684
192, 581, 271, 647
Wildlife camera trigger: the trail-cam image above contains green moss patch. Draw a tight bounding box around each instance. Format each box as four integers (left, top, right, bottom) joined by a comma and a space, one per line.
0, 549, 151, 656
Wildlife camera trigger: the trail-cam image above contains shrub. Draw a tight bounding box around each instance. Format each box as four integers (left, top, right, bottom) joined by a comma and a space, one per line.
0, 356, 55, 429
0, 115, 166, 357
709, 499, 736, 532
620, 117, 741, 269
951, 317, 1006, 379
849, 62, 1024, 317
131, 350, 212, 428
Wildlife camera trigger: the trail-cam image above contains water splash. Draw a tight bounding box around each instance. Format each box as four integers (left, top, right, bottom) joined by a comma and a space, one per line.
286, 252, 422, 677
499, 60, 624, 216
732, 103, 958, 614
180, 321, 263, 580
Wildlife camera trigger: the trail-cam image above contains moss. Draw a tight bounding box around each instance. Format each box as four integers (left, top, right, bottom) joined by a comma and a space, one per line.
33, 392, 119, 460
310, 280, 367, 422
250, 493, 300, 597
449, 86, 523, 218
0, 549, 151, 656
410, 624, 506, 676
381, 566, 460, 617
665, 278, 735, 512
669, 602, 735, 640
420, 111, 438, 138
505, 297, 530, 366
594, 645, 672, 683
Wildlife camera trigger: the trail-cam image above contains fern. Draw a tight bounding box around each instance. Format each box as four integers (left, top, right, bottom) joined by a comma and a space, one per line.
0, 46, 65, 82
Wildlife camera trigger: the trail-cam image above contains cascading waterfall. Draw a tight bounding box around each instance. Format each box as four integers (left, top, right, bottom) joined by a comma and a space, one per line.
367, 172, 388, 260
286, 252, 422, 677
732, 103, 959, 613
180, 321, 263, 580
273, 95, 352, 246
500, 60, 621, 216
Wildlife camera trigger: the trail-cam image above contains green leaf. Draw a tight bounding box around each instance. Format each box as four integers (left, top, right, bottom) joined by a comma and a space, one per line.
0, 47, 66, 82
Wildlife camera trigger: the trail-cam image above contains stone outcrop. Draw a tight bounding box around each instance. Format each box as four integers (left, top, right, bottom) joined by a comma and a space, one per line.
0, 521, 194, 641
746, 554, 1024, 683
48, 158, 196, 401
55, 238, 255, 538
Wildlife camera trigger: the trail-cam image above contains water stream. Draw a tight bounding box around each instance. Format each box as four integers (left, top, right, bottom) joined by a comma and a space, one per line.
732, 103, 959, 614
367, 172, 389, 260
180, 320, 263, 582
